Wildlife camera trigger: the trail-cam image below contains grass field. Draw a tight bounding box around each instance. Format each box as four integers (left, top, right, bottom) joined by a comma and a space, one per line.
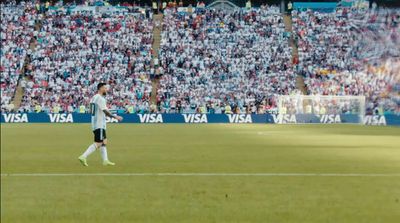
1, 124, 400, 223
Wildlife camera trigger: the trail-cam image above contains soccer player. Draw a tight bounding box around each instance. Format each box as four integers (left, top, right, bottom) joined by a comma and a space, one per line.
78, 83, 123, 166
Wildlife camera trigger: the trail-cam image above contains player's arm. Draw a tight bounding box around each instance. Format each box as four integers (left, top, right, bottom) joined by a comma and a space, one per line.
99, 98, 123, 121
103, 109, 116, 118
103, 109, 123, 121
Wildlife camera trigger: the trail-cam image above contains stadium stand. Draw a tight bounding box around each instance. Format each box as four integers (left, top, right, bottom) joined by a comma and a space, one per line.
1, 1, 37, 112
18, 8, 154, 113
157, 6, 297, 114
292, 7, 400, 114
1, 1, 399, 115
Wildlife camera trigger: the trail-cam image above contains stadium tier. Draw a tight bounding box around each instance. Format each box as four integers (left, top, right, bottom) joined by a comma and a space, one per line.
1, 0, 399, 116
20, 8, 154, 113
1, 1, 37, 112
293, 7, 400, 114
158, 6, 297, 113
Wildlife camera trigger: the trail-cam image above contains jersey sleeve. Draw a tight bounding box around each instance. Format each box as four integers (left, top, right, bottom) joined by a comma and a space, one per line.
98, 97, 108, 111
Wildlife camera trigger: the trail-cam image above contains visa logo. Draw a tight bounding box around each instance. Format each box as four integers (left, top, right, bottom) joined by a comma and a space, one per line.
363, 115, 386, 126
106, 116, 119, 123
227, 114, 252, 123
2, 113, 29, 123
183, 114, 208, 123
272, 114, 297, 124
49, 114, 73, 123
319, 115, 341, 124
139, 114, 163, 123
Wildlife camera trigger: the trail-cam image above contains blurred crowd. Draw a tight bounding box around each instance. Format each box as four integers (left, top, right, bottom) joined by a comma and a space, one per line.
293, 7, 400, 115
1, 1, 399, 115
5, 2, 154, 113
157, 6, 297, 114
1, 1, 37, 112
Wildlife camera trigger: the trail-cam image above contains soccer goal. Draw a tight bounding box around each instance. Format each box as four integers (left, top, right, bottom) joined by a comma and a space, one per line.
277, 95, 366, 124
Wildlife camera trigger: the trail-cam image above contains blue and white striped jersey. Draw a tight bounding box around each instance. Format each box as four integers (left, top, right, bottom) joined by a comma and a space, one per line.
89, 94, 107, 130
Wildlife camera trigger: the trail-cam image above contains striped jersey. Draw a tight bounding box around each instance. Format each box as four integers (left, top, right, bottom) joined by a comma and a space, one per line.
89, 94, 107, 130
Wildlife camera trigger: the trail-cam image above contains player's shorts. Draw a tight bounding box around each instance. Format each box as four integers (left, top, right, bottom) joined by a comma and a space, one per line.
93, 128, 106, 142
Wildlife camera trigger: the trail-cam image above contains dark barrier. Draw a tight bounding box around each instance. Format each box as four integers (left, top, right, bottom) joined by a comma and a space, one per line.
1, 113, 399, 126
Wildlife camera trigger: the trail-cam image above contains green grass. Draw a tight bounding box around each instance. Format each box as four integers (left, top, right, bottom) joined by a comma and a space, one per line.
1, 124, 400, 223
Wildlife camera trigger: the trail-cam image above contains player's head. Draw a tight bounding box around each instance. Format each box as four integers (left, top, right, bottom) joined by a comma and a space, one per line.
97, 83, 108, 96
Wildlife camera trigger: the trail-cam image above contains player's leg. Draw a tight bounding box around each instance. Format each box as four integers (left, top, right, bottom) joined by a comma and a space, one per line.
78, 143, 97, 166
78, 129, 103, 166
100, 130, 115, 166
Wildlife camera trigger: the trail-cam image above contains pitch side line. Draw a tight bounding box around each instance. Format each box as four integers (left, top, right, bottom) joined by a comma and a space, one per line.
1, 173, 400, 177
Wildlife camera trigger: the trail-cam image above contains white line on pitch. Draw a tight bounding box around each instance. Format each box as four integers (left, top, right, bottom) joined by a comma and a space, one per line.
1, 173, 400, 177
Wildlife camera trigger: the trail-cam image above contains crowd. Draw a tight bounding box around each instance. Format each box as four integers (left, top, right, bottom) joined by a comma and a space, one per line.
0, 1, 37, 112
18, 8, 154, 113
1, 1, 399, 115
157, 6, 297, 114
293, 7, 400, 114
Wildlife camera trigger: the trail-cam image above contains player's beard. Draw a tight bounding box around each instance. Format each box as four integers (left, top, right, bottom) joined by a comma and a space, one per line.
102, 92, 107, 96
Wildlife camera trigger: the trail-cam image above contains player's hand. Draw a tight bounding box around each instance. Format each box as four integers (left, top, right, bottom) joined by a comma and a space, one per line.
115, 115, 123, 121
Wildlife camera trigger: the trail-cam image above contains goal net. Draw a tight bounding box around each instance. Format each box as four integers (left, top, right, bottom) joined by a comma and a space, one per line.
277, 95, 366, 124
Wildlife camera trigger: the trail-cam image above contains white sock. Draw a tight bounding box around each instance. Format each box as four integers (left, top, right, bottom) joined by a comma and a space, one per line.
100, 146, 109, 161
81, 143, 97, 158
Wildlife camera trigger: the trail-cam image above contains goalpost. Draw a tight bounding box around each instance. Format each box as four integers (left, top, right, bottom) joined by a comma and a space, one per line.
277, 95, 366, 124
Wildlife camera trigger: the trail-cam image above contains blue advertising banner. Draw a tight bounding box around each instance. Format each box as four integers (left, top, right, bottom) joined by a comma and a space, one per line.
294, 114, 360, 124
0, 113, 275, 124
384, 114, 400, 126
1, 113, 399, 126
